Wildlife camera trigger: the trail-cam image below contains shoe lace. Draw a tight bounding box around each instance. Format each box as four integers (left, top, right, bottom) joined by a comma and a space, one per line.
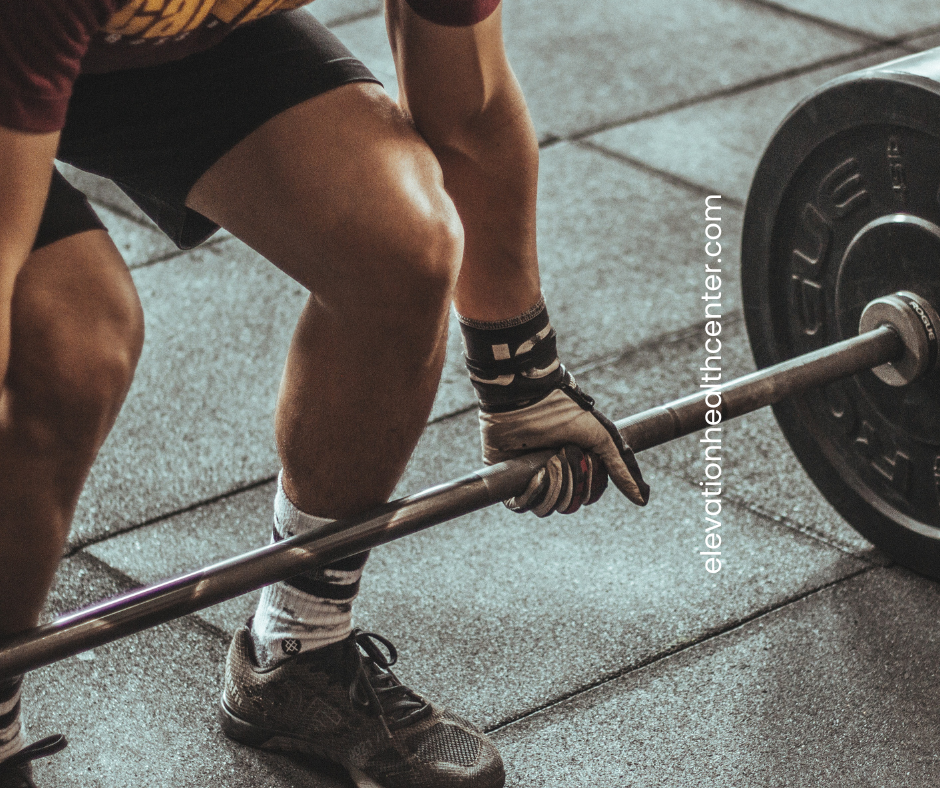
347, 630, 430, 732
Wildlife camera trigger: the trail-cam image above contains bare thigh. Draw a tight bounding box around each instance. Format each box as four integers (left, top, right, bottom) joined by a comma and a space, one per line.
186, 81, 461, 309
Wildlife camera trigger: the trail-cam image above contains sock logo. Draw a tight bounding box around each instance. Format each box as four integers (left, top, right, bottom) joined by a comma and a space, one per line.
281, 638, 302, 656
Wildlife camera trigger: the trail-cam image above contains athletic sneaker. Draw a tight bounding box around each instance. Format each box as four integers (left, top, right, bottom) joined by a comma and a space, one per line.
0, 736, 67, 788
220, 625, 505, 788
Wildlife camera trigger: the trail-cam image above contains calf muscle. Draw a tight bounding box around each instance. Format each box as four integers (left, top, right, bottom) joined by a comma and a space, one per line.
1, 230, 142, 636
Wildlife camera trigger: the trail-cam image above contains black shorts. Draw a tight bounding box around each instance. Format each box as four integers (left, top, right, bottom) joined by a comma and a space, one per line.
33, 10, 379, 252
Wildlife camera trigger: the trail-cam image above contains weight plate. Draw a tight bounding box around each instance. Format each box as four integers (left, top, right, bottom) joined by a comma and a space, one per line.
742, 49, 940, 579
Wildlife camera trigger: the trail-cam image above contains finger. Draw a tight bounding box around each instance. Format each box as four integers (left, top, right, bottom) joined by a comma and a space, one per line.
602, 449, 649, 506
581, 452, 593, 503
559, 445, 589, 514
619, 446, 650, 504
586, 451, 608, 505
590, 410, 650, 506
532, 454, 564, 517
505, 467, 550, 513
555, 453, 574, 514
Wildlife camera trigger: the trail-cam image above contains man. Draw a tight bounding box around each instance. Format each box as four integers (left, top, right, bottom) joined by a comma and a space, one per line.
0, 1, 649, 786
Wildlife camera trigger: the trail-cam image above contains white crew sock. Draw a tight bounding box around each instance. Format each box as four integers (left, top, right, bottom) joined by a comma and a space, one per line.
0, 676, 23, 763
251, 473, 368, 668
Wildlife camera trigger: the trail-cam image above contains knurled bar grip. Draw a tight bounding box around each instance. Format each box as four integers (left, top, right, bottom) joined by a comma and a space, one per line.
0, 325, 902, 680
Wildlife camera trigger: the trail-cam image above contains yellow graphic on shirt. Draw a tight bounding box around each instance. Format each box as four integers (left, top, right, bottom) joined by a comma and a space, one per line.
105, 0, 311, 39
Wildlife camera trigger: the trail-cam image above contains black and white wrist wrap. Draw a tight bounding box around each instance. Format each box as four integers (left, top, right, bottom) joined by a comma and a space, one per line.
459, 297, 649, 515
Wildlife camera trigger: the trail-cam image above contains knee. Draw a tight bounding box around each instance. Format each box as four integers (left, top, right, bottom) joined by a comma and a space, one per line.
313, 108, 465, 320
382, 190, 463, 315
315, 184, 463, 334
13, 285, 144, 456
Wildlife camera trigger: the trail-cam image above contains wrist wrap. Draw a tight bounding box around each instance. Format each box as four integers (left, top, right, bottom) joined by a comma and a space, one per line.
459, 297, 568, 413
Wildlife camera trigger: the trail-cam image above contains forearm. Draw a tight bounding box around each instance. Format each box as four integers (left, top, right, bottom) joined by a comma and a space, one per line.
434, 79, 540, 322
386, 1, 541, 321
0, 127, 58, 385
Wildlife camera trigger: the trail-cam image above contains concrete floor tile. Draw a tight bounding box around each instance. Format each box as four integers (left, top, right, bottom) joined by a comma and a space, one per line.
53, 163, 181, 266
56, 163, 228, 265
87, 484, 276, 636
354, 477, 864, 727
589, 49, 906, 204
57, 162, 145, 219
492, 566, 940, 787
88, 408, 864, 728
24, 553, 350, 788
728, 424, 883, 557
306, 0, 858, 148
432, 314, 478, 422
95, 203, 182, 268
772, 0, 940, 39
500, 0, 862, 140
534, 143, 743, 363
903, 31, 940, 51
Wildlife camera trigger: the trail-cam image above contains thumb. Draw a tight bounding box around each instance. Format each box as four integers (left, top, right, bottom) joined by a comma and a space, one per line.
590, 410, 650, 506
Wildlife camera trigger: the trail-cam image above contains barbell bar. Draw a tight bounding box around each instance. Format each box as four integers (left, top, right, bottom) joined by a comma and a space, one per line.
0, 290, 932, 681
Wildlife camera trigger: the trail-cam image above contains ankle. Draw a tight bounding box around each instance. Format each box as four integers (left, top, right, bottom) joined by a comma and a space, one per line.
250, 473, 368, 668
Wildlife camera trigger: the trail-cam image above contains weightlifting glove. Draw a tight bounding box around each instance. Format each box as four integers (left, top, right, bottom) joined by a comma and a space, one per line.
459, 297, 649, 516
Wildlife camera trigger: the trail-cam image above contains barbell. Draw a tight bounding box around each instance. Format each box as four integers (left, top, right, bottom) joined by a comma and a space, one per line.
4, 46, 940, 680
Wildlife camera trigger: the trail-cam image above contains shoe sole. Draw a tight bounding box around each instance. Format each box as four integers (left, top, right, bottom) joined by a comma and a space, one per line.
219, 696, 385, 788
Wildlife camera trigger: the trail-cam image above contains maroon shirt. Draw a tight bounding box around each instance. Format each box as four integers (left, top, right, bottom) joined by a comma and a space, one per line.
0, 0, 501, 133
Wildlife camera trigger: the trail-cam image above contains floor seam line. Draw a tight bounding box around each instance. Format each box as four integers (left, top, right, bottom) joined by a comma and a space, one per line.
56, 550, 233, 652
68, 549, 142, 594
484, 563, 876, 735
725, 494, 882, 561
550, 44, 892, 145
65, 474, 278, 557
898, 23, 940, 49
574, 139, 743, 206
636, 453, 878, 562
128, 236, 229, 270
734, 0, 890, 44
